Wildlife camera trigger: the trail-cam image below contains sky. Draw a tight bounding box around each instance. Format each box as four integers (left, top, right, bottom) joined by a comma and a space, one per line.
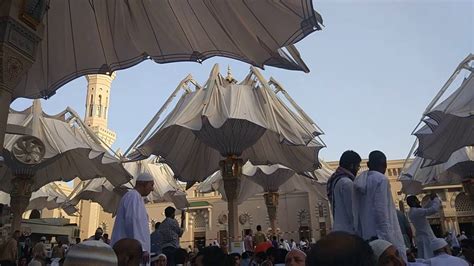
11, 0, 473, 162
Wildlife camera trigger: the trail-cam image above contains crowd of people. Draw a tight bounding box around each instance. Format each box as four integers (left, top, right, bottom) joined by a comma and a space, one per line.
1, 151, 474, 265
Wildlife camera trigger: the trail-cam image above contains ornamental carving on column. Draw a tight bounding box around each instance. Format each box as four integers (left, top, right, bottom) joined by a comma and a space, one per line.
12, 135, 45, 165
6, 56, 23, 82
0, 16, 41, 91
217, 213, 228, 225
238, 213, 252, 226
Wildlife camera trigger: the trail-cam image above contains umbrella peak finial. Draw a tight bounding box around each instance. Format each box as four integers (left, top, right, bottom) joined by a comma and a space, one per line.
226, 65, 237, 84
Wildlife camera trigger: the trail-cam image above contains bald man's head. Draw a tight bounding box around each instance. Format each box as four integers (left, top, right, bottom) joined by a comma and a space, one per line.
113, 239, 143, 266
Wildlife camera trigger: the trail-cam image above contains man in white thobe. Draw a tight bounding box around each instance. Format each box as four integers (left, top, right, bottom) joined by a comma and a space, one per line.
353, 150, 407, 262
326, 150, 362, 233
111, 173, 155, 265
427, 238, 468, 266
407, 194, 441, 259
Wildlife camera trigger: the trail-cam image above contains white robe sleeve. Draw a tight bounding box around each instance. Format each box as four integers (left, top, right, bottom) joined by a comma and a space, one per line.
124, 192, 150, 252
414, 198, 441, 218
374, 179, 391, 240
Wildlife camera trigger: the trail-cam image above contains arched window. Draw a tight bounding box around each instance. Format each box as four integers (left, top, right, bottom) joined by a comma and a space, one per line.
89, 95, 94, 117
98, 95, 102, 117
455, 193, 474, 213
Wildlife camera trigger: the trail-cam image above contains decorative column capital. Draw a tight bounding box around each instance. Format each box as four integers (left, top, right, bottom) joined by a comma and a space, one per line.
0, 15, 42, 93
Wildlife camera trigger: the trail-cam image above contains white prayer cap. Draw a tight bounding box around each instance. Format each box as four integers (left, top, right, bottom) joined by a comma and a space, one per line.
64, 240, 117, 266
136, 172, 154, 182
369, 239, 393, 263
430, 238, 448, 251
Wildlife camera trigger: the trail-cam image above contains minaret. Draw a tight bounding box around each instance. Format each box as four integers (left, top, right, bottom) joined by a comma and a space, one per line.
79, 73, 117, 239
84, 73, 116, 147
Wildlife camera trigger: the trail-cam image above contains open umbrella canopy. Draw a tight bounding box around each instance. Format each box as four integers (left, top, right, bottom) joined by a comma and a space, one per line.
133, 64, 325, 183
14, 0, 323, 100
0, 183, 78, 215
414, 66, 474, 165
196, 161, 330, 204
401, 146, 474, 195
1, 100, 131, 193
69, 159, 189, 214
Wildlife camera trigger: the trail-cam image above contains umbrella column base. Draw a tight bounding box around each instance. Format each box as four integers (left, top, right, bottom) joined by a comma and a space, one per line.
220, 156, 243, 245
264, 192, 279, 236
10, 175, 33, 233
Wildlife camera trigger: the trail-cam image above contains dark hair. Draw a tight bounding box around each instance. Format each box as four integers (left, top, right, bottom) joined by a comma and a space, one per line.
273, 236, 277, 240
155, 222, 161, 230
339, 150, 362, 169
257, 225, 262, 231
242, 251, 250, 260
266, 247, 275, 258
406, 195, 418, 207
306, 231, 376, 266
230, 253, 240, 258
368, 150, 386, 169
165, 206, 176, 217
228, 252, 241, 265
255, 252, 267, 261
272, 248, 288, 264
202, 246, 225, 266
174, 248, 189, 264
103, 233, 109, 239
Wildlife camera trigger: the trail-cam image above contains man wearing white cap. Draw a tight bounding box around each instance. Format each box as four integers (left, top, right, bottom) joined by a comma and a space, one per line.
369, 239, 406, 266
427, 238, 468, 266
111, 172, 155, 265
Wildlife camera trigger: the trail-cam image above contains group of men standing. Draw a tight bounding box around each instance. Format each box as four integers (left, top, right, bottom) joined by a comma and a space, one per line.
327, 150, 407, 260
328, 150, 469, 265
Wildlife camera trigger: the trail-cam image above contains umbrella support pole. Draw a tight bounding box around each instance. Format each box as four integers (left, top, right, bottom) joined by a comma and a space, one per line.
263, 191, 280, 236
0, 88, 11, 157
10, 175, 33, 233
220, 156, 243, 247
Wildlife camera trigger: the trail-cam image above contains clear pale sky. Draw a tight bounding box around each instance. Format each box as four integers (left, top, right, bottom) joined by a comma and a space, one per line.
11, 0, 473, 161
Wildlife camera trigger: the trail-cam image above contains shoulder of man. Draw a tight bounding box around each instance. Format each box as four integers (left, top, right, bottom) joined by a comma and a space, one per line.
367, 171, 389, 183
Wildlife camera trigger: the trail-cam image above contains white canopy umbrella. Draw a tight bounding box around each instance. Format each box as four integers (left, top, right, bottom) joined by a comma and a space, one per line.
415, 71, 474, 165
197, 161, 330, 234
401, 146, 474, 195
197, 162, 329, 203
0, 183, 78, 215
1, 100, 131, 231
133, 65, 324, 182
69, 159, 189, 214
13, 0, 323, 100
131, 65, 324, 240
